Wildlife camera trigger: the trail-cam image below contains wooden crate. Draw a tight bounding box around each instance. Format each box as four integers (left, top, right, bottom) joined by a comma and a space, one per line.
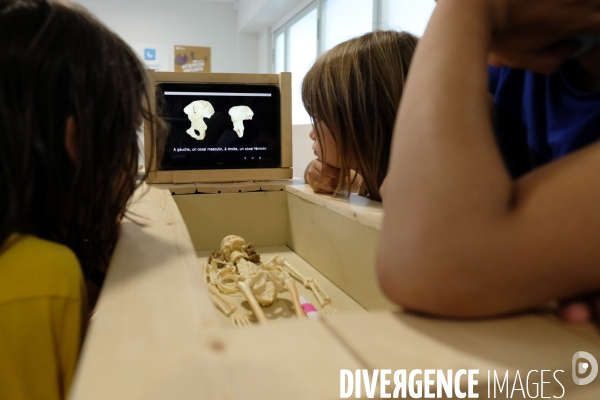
70, 185, 600, 400
145, 71, 293, 184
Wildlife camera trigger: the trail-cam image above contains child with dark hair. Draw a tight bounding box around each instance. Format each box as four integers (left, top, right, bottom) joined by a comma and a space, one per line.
0, 0, 163, 398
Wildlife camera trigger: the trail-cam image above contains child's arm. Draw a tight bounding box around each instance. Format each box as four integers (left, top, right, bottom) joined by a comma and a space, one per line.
304, 159, 362, 195
304, 159, 340, 194
377, 0, 600, 318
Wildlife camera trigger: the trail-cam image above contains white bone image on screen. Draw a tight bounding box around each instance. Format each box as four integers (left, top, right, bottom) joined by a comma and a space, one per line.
183, 100, 215, 140
228, 106, 254, 138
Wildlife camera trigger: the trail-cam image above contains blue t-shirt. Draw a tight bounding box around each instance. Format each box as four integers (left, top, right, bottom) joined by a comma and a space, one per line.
489, 65, 600, 177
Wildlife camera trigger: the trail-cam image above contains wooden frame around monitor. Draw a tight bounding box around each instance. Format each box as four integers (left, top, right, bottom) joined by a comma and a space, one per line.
145, 71, 293, 184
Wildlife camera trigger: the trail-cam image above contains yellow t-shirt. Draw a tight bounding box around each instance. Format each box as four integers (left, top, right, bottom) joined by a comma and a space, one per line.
0, 234, 86, 400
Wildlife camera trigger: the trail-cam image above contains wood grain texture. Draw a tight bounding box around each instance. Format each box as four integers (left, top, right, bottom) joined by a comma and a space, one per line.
171, 167, 292, 184
323, 312, 600, 398
151, 183, 197, 195
286, 184, 384, 230
173, 191, 289, 251
70, 185, 365, 400
70, 184, 600, 400
285, 189, 395, 311
194, 181, 260, 194
279, 72, 293, 169
256, 179, 305, 191
153, 71, 279, 84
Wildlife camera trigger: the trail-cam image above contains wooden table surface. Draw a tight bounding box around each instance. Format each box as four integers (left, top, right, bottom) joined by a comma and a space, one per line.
69, 185, 600, 400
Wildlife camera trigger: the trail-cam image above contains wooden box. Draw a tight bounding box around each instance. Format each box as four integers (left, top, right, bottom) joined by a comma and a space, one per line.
145, 71, 293, 184
70, 185, 600, 399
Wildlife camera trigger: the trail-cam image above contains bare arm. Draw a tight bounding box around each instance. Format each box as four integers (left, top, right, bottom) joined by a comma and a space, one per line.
377, 0, 600, 317
304, 159, 363, 195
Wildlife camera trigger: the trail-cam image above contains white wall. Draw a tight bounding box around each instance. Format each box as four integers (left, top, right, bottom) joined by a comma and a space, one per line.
238, 0, 304, 33
75, 0, 256, 73
292, 124, 314, 179
237, 33, 260, 73
238, 0, 267, 31
257, 28, 271, 73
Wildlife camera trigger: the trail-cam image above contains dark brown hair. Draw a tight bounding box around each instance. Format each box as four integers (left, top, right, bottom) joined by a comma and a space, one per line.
0, 0, 165, 275
302, 30, 418, 201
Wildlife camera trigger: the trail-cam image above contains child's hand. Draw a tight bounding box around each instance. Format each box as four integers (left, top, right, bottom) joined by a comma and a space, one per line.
304, 159, 340, 194
484, 0, 600, 73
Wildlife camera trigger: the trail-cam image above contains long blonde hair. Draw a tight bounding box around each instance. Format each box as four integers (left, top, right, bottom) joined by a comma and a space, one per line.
302, 30, 417, 201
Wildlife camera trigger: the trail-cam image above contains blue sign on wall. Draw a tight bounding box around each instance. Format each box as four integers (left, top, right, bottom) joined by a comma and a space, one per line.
144, 48, 156, 61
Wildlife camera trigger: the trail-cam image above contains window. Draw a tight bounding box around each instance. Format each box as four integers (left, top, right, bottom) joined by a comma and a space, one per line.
321, 0, 374, 52
273, 0, 435, 125
274, 4, 318, 125
379, 0, 436, 37
274, 32, 285, 74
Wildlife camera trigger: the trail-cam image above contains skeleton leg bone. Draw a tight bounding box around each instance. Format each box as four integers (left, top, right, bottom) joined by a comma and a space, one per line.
282, 260, 339, 314
284, 278, 307, 319
282, 259, 309, 287
237, 278, 268, 324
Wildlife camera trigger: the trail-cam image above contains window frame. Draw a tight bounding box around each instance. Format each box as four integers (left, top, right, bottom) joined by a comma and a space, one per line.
273, 1, 320, 74
272, 0, 433, 123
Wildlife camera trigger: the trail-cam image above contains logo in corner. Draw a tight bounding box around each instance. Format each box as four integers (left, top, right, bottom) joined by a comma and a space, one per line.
572, 351, 598, 385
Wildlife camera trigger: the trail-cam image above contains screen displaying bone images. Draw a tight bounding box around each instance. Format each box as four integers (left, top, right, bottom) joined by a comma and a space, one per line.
184, 102, 254, 140
158, 83, 280, 170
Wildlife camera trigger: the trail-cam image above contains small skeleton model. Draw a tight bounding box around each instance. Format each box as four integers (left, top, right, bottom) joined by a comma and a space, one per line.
228, 106, 253, 138
183, 100, 215, 140
203, 235, 338, 328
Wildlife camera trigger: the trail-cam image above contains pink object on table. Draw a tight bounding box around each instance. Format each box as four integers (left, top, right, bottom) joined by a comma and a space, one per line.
299, 296, 319, 320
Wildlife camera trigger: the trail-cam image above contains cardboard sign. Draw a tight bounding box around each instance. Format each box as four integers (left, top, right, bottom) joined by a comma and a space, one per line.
174, 45, 211, 73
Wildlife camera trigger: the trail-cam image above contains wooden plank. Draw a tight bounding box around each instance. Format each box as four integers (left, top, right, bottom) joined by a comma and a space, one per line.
269, 168, 293, 180
153, 71, 279, 84
69, 184, 365, 400
194, 181, 260, 194
69, 185, 221, 399
150, 183, 197, 195
146, 170, 173, 184
279, 72, 293, 168
286, 184, 384, 231
323, 311, 600, 398
171, 167, 292, 184
285, 189, 395, 311
146, 72, 293, 183
256, 178, 305, 191
173, 191, 288, 251
70, 184, 600, 400
205, 319, 364, 400
140, 319, 365, 400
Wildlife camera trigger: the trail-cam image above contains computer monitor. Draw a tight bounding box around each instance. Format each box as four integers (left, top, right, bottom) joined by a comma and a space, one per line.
145, 71, 292, 184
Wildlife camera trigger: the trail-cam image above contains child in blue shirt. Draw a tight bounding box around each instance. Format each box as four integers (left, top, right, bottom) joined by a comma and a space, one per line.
378, 0, 600, 321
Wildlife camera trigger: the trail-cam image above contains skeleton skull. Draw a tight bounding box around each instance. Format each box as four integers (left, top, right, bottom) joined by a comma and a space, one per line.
220, 235, 246, 259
